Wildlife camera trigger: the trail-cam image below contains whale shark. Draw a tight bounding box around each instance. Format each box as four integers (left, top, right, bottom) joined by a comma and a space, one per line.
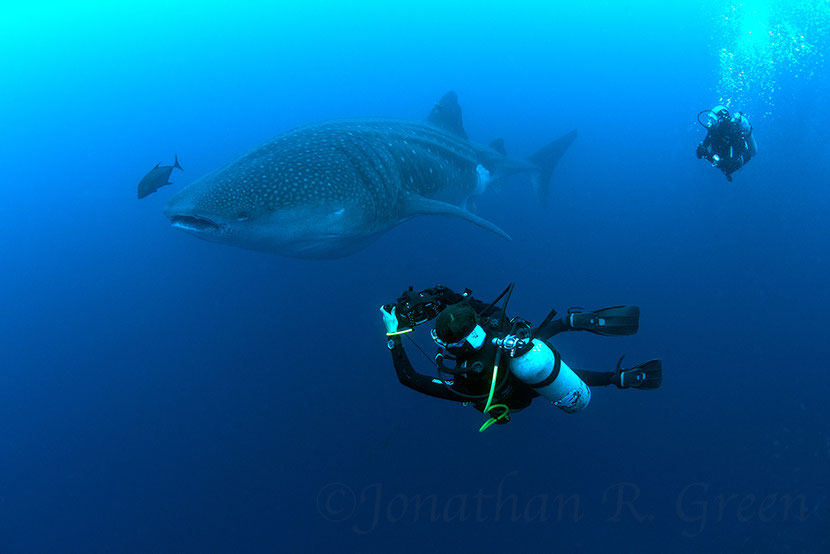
164, 92, 576, 258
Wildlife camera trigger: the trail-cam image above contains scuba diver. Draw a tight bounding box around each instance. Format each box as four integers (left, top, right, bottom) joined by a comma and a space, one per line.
379, 284, 662, 431
696, 105, 758, 182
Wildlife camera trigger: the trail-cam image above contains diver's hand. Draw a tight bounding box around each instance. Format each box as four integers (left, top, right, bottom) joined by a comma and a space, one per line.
379, 305, 399, 335
696, 144, 705, 159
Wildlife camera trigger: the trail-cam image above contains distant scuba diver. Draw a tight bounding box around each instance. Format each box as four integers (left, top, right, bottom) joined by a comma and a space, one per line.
696, 106, 757, 182
379, 284, 662, 431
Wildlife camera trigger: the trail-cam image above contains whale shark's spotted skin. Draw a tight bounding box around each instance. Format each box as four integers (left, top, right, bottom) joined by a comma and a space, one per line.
164, 92, 576, 258
194, 119, 475, 219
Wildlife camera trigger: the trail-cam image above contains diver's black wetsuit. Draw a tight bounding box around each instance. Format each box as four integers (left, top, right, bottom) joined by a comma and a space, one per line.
699, 116, 757, 178
387, 288, 616, 416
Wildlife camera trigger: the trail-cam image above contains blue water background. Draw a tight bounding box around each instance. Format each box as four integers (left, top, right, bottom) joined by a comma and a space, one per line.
1, 1, 828, 552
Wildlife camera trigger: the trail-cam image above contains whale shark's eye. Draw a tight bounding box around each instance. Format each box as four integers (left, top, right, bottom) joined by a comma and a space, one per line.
237, 212, 250, 222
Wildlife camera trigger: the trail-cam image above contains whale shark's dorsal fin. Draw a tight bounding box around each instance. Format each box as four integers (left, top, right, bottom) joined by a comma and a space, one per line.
426, 91, 468, 139
488, 138, 506, 155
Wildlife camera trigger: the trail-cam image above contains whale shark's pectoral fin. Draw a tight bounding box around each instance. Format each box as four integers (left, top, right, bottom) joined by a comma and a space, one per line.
404, 195, 511, 241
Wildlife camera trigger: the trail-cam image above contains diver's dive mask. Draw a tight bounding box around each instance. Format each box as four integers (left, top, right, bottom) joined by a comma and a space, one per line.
431, 324, 487, 357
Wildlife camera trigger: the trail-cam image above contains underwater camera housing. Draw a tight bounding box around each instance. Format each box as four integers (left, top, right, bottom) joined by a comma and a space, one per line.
384, 285, 452, 329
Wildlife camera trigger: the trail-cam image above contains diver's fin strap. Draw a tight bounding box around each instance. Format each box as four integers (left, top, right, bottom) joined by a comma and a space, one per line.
569, 305, 640, 336
615, 356, 663, 390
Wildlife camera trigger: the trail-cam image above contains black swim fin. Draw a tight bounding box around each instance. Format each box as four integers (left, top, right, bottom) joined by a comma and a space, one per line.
568, 305, 639, 336
614, 356, 662, 390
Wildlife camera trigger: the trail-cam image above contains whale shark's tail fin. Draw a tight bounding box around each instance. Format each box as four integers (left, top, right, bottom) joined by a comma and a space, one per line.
528, 129, 577, 205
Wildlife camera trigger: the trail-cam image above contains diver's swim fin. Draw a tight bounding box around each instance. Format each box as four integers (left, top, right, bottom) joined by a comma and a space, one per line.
614, 356, 662, 390
569, 305, 639, 336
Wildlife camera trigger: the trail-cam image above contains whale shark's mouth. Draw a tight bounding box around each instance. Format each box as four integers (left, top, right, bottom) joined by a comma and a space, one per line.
169, 215, 222, 233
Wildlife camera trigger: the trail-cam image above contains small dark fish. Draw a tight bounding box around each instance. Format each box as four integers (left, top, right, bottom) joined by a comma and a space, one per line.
137, 155, 183, 199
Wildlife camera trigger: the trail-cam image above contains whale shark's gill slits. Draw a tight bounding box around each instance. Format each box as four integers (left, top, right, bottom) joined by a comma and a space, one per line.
374, 123, 478, 199
407, 124, 476, 163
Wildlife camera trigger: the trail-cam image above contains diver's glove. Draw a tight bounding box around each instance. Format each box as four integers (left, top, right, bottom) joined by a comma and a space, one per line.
696, 144, 706, 159
379, 306, 412, 337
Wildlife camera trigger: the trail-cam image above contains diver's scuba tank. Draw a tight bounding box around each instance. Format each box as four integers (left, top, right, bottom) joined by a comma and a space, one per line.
508, 338, 590, 413
492, 317, 591, 414
733, 111, 752, 137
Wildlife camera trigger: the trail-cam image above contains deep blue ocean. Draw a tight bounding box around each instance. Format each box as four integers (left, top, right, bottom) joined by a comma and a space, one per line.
1, 1, 828, 552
